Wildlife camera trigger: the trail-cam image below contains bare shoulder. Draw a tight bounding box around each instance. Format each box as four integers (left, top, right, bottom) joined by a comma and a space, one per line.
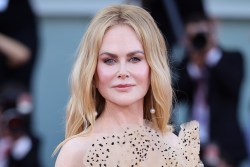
55, 135, 92, 167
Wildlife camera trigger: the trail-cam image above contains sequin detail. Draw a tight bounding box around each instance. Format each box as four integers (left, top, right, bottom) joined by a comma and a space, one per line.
84, 121, 202, 167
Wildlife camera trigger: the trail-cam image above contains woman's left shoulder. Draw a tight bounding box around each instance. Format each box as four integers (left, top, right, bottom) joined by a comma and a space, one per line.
163, 121, 202, 166
178, 120, 200, 143
164, 120, 200, 145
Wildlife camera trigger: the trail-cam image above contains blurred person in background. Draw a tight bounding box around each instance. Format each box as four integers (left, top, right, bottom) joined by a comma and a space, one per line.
0, 108, 41, 167
0, 84, 42, 167
175, 13, 248, 167
0, 104, 12, 167
0, 0, 39, 91
0, 0, 39, 145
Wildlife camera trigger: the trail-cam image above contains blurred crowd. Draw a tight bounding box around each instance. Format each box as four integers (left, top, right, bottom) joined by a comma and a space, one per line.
0, 0, 41, 167
0, 0, 249, 167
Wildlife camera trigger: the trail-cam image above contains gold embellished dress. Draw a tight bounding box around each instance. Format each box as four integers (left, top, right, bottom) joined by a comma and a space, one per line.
84, 121, 203, 167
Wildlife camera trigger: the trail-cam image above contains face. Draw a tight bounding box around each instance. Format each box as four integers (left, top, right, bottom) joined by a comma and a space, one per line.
95, 25, 150, 107
185, 21, 213, 52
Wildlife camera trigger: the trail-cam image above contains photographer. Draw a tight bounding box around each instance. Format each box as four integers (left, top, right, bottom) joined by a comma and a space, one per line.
175, 14, 248, 167
0, 108, 41, 167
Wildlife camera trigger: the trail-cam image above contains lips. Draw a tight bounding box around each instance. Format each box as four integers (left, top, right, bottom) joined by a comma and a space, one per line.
113, 84, 135, 88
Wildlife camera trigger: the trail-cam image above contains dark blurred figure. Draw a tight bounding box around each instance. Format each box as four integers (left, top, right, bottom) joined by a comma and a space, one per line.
0, 83, 33, 132
0, 0, 39, 91
0, 108, 41, 167
141, 0, 206, 49
0, 83, 42, 167
0, 0, 39, 146
175, 14, 248, 167
0, 1, 41, 166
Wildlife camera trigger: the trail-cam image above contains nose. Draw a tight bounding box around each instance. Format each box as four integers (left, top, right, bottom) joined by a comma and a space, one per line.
117, 63, 130, 79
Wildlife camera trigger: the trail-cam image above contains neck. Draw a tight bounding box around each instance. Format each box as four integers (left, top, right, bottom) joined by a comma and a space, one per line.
105, 102, 143, 124
95, 102, 144, 133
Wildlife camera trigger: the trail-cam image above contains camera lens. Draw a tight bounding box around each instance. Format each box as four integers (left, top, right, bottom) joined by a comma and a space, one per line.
191, 32, 207, 50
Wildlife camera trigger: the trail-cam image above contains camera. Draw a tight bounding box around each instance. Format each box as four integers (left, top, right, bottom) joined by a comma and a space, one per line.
190, 32, 208, 51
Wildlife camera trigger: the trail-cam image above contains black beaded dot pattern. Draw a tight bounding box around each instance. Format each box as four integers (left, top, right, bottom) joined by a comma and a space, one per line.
84, 121, 203, 167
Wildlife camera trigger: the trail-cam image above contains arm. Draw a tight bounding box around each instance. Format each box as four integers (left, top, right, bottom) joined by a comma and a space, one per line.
209, 51, 244, 97
0, 33, 31, 67
55, 137, 87, 167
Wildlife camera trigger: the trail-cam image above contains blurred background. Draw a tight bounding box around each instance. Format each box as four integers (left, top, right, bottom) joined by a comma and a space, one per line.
0, 0, 249, 167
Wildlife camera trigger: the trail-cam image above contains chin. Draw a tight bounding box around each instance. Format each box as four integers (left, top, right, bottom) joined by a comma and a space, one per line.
110, 97, 144, 107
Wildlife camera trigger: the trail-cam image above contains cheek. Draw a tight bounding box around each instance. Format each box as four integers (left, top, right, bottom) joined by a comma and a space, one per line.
134, 64, 150, 85
96, 64, 115, 87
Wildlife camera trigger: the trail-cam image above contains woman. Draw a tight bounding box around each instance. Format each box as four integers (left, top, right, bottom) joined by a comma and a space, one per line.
55, 4, 202, 167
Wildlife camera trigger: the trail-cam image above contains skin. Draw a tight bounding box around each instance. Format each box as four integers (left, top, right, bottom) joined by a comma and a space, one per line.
0, 33, 31, 67
55, 24, 151, 167
94, 25, 150, 131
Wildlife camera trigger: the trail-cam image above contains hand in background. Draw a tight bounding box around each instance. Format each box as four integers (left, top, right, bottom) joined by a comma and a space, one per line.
0, 33, 31, 68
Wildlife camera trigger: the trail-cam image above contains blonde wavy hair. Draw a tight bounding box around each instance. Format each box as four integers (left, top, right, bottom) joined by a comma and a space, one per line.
55, 4, 173, 154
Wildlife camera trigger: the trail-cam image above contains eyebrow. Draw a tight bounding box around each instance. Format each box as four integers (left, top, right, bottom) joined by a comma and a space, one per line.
99, 50, 145, 58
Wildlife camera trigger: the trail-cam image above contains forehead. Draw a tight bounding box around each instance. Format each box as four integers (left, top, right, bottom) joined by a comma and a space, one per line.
103, 24, 137, 40
100, 25, 143, 52
185, 21, 209, 34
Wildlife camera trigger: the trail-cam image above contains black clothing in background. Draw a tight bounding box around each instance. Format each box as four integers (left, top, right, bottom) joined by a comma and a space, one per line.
8, 136, 41, 167
175, 48, 248, 166
0, 0, 39, 91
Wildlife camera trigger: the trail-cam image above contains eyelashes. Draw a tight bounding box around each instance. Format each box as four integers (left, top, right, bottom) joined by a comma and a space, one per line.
103, 58, 116, 65
102, 57, 141, 65
129, 57, 141, 63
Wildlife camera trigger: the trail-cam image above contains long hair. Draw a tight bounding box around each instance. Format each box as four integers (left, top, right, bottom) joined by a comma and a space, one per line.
55, 4, 173, 154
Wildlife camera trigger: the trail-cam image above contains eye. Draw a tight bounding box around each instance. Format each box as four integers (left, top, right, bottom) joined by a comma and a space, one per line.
103, 58, 116, 65
129, 57, 141, 63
